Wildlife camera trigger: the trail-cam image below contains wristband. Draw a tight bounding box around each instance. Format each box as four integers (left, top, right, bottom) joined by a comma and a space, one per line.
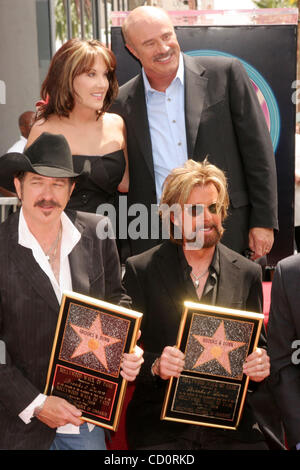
151, 357, 160, 377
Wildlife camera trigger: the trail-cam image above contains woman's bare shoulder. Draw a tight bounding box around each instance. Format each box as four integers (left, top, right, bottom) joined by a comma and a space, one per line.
103, 112, 124, 129
27, 116, 65, 146
26, 120, 48, 146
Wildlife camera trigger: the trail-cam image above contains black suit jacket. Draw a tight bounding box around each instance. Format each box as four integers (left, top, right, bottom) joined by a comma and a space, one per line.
267, 254, 300, 448
123, 241, 284, 449
0, 210, 129, 450
112, 54, 278, 256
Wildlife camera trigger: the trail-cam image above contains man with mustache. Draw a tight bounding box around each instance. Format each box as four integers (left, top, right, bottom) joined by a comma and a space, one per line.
112, 6, 277, 261
0, 132, 143, 450
123, 159, 283, 450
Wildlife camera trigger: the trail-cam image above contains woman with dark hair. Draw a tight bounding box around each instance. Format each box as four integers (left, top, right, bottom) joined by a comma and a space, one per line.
27, 38, 128, 214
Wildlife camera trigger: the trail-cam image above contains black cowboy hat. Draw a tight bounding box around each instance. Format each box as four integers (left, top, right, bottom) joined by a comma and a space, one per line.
0, 132, 90, 192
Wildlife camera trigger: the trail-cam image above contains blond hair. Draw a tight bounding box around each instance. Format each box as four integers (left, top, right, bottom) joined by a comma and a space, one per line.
159, 159, 229, 244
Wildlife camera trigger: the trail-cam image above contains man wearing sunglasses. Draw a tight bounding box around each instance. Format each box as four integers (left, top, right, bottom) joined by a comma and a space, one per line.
122, 159, 283, 450
112, 6, 277, 261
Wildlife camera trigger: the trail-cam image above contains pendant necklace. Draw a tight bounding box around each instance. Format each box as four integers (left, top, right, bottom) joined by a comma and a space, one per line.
45, 225, 62, 264
191, 269, 209, 289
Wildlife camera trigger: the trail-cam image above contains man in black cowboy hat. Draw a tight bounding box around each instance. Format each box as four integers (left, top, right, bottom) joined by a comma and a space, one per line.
0, 132, 143, 450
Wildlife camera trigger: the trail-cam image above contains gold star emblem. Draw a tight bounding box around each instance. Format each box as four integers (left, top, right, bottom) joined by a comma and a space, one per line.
70, 314, 121, 370
193, 321, 245, 374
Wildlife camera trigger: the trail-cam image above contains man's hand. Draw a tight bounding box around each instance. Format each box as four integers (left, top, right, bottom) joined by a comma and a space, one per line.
248, 227, 274, 260
36, 396, 83, 428
242, 347, 270, 382
120, 345, 144, 381
152, 346, 185, 380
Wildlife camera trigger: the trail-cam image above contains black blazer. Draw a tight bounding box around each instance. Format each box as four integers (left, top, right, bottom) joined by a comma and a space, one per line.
268, 254, 300, 448
0, 210, 129, 450
112, 54, 278, 256
123, 241, 284, 449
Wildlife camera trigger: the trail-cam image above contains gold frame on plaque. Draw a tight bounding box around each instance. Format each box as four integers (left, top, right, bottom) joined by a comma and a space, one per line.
44, 291, 142, 431
161, 301, 263, 430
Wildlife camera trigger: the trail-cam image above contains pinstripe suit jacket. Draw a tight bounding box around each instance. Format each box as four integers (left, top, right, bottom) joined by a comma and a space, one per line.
0, 210, 129, 450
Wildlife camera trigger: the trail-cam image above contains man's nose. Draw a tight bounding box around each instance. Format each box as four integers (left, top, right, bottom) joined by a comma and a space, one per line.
42, 183, 55, 199
157, 40, 169, 54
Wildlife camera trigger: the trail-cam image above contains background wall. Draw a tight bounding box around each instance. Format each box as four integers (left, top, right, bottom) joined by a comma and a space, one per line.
0, 0, 40, 155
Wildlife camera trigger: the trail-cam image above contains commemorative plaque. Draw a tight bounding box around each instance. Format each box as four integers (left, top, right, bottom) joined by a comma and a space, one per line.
161, 301, 263, 430
44, 291, 142, 431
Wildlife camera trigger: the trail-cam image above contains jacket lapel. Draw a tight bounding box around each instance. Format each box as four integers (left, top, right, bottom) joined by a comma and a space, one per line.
183, 54, 208, 157
8, 214, 60, 313
154, 242, 188, 318
67, 212, 91, 296
125, 75, 155, 180
153, 242, 244, 318
216, 244, 241, 308
125, 58, 208, 178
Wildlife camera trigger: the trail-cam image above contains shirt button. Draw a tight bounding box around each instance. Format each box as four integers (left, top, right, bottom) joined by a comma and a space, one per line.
178, 142, 182, 146
82, 194, 88, 204
172, 120, 176, 123
167, 97, 171, 102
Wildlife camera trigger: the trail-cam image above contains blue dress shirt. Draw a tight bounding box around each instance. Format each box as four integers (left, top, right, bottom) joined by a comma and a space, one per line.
142, 53, 188, 203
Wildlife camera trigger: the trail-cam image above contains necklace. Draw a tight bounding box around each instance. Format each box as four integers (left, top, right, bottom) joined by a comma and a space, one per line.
45, 225, 62, 264
191, 269, 209, 289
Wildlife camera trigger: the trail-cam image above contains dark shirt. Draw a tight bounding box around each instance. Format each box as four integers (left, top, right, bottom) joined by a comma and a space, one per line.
177, 244, 219, 305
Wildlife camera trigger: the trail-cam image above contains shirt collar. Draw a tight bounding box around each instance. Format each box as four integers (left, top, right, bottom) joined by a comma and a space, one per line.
18, 208, 81, 258
178, 243, 220, 279
142, 52, 184, 99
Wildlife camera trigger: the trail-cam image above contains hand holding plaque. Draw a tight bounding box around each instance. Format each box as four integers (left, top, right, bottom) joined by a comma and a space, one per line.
161, 301, 264, 430
242, 347, 270, 382
121, 345, 144, 381
35, 395, 83, 429
153, 346, 185, 380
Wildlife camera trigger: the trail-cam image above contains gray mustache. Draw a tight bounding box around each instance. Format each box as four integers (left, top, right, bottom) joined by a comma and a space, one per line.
154, 51, 172, 62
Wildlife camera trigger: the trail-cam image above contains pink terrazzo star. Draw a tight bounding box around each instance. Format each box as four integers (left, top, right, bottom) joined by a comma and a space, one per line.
193, 321, 245, 374
70, 314, 121, 370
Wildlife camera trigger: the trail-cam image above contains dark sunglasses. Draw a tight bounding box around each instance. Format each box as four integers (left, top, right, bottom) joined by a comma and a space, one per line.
185, 203, 220, 217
